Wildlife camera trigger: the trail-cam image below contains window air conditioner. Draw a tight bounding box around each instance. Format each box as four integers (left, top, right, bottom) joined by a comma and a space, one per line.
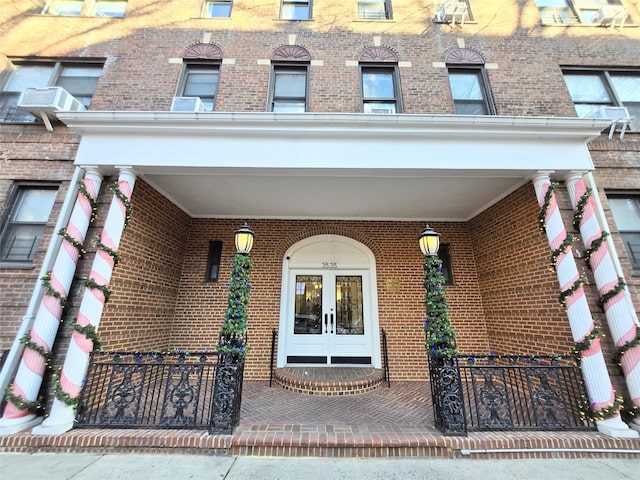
17, 87, 86, 131
593, 105, 632, 140
370, 108, 395, 114
171, 96, 206, 112
436, 2, 469, 26
594, 5, 628, 29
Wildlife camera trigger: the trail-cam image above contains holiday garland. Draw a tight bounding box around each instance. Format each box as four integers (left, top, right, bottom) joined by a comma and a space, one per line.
84, 277, 112, 303
550, 233, 574, 272
4, 385, 43, 413
109, 180, 133, 229
78, 178, 99, 224
539, 182, 621, 420
423, 255, 457, 358
95, 235, 120, 265
537, 182, 558, 234
570, 188, 640, 384
40, 271, 68, 309
218, 253, 252, 357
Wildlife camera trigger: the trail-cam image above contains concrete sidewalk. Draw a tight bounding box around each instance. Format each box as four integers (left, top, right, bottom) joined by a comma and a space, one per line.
0, 453, 638, 480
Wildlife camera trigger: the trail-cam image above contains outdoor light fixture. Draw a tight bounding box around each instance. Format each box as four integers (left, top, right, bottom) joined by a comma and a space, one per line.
418, 224, 441, 256
235, 222, 255, 254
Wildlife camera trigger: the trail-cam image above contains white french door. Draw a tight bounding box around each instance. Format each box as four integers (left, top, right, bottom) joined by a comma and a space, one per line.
285, 269, 373, 365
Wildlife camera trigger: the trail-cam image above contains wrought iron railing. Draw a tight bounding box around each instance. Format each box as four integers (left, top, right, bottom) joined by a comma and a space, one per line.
269, 328, 277, 387
428, 354, 594, 435
75, 351, 244, 434
381, 328, 390, 387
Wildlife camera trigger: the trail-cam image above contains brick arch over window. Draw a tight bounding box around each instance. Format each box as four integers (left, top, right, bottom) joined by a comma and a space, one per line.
445, 48, 484, 65
270, 223, 383, 261
272, 45, 312, 62
183, 43, 223, 60
359, 46, 399, 63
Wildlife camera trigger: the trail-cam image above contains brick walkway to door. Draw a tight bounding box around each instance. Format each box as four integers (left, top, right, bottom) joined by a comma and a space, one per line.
241, 380, 433, 425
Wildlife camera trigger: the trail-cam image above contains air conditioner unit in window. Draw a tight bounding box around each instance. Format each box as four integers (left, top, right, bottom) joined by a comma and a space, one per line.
171, 96, 206, 112
436, 2, 469, 26
17, 87, 86, 131
370, 108, 395, 114
594, 5, 628, 29
593, 105, 632, 140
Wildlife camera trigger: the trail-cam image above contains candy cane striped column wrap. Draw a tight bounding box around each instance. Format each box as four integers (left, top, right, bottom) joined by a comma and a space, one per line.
34, 168, 136, 435
567, 174, 640, 413
0, 169, 102, 426
533, 174, 636, 437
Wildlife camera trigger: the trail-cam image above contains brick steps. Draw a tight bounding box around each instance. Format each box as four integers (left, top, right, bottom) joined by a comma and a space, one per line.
272, 367, 386, 395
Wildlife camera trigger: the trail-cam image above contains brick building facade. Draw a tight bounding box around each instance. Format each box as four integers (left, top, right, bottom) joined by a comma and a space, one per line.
0, 0, 639, 437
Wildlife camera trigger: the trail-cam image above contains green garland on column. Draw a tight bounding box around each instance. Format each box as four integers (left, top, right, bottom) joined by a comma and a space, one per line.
109, 180, 133, 229
537, 182, 558, 233
95, 235, 121, 265
572, 186, 592, 232
539, 183, 621, 421
583, 231, 609, 270
423, 255, 457, 358
78, 178, 99, 224
597, 277, 626, 311
218, 253, 252, 357
550, 233, 575, 272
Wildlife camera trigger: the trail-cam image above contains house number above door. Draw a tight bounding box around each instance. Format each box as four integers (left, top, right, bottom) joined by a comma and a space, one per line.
321, 262, 338, 269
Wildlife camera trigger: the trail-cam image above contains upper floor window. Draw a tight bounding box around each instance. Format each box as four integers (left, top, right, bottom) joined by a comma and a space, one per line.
0, 61, 102, 123
178, 63, 220, 111
203, 0, 232, 18
269, 65, 309, 112
536, 0, 627, 26
608, 194, 640, 272
361, 66, 400, 113
448, 67, 495, 115
43, 0, 127, 17
444, 48, 494, 115
280, 0, 311, 20
359, 46, 401, 114
435, 0, 472, 24
563, 69, 640, 131
358, 0, 392, 20
0, 185, 58, 263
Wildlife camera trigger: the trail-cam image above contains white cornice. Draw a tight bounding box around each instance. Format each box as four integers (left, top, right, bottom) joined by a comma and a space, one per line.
56, 111, 611, 142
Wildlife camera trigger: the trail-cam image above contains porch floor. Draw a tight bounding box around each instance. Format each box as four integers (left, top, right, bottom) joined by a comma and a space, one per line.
1, 381, 639, 458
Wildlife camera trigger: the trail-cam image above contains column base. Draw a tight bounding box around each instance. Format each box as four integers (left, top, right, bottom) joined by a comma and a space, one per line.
0, 414, 42, 435
596, 417, 640, 438
31, 399, 74, 435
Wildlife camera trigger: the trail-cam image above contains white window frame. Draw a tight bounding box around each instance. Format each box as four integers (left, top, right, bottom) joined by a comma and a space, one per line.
608, 193, 640, 273
43, 0, 127, 17
280, 0, 311, 20
535, 0, 624, 25
203, 0, 233, 18
358, 0, 392, 20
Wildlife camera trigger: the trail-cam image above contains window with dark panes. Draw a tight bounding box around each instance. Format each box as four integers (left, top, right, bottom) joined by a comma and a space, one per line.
448, 67, 494, 115
203, 0, 232, 17
281, 0, 311, 20
0, 61, 102, 123
0, 185, 58, 263
358, 0, 392, 20
439, 244, 455, 285
270, 65, 308, 112
563, 70, 640, 131
608, 195, 640, 272
179, 64, 220, 111
205, 241, 223, 282
361, 66, 400, 114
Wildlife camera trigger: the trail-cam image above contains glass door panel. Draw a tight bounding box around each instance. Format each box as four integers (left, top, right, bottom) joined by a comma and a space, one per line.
294, 275, 322, 334
335, 276, 364, 336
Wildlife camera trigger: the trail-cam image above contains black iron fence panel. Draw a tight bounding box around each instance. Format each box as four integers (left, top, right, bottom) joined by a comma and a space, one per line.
457, 355, 594, 432
76, 351, 243, 433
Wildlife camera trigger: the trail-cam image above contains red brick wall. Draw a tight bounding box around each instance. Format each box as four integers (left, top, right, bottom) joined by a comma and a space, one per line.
468, 184, 574, 355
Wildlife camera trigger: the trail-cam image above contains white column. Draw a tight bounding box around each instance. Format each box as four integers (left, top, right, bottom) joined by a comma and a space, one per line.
532, 173, 637, 438
566, 172, 640, 432
33, 168, 136, 435
0, 168, 103, 435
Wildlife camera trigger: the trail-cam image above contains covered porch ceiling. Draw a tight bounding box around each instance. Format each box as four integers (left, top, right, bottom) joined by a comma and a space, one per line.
57, 112, 610, 222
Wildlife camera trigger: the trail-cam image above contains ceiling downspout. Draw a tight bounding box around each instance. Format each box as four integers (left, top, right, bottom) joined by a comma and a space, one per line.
0, 166, 85, 400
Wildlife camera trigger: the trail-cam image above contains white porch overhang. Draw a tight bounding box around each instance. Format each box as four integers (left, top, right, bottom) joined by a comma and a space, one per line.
57, 112, 610, 221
